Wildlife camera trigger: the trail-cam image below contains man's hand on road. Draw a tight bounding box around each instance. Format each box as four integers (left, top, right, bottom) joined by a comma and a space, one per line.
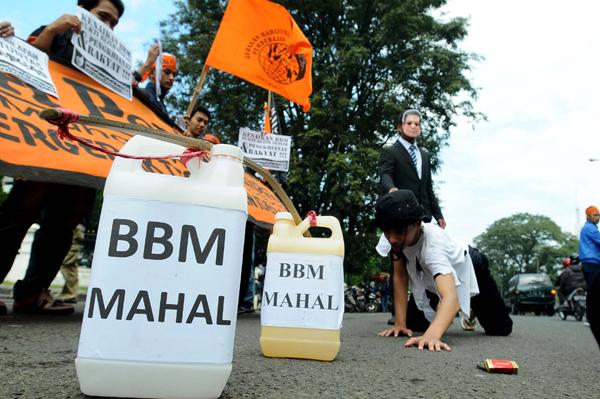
404, 334, 451, 352
378, 325, 413, 338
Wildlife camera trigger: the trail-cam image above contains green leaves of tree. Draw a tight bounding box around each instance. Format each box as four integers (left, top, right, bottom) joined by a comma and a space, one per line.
473, 213, 578, 291
159, 0, 482, 280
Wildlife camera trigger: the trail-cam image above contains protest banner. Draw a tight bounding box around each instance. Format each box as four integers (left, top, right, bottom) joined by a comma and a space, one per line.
0, 49, 286, 229
71, 7, 133, 100
0, 36, 58, 98
238, 127, 291, 172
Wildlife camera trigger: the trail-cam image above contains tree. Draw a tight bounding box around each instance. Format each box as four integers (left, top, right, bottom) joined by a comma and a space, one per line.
159, 0, 483, 279
473, 213, 578, 291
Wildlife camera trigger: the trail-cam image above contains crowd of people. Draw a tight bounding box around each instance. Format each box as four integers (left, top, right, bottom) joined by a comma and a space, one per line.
0, 0, 222, 317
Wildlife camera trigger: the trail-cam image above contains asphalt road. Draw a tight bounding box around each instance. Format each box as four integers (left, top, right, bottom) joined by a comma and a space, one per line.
1, 286, 599, 399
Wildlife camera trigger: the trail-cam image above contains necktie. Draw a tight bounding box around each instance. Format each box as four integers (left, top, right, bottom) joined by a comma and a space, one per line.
409, 144, 418, 169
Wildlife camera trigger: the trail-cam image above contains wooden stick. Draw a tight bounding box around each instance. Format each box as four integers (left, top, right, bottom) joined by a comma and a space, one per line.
39, 108, 305, 229
186, 66, 209, 117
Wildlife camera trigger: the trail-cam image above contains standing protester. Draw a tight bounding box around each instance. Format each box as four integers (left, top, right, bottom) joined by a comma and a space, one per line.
374, 190, 512, 351
378, 109, 446, 326
379, 276, 390, 313
579, 206, 600, 326
139, 54, 178, 116
0, 0, 143, 316
184, 105, 211, 139
0, 21, 15, 316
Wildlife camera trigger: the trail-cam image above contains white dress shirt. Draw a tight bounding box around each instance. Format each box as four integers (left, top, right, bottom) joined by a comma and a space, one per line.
399, 137, 422, 180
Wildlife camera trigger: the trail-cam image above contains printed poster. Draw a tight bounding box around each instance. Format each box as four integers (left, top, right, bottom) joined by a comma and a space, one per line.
238, 127, 291, 172
77, 196, 247, 363
71, 7, 133, 100
261, 252, 344, 330
0, 36, 58, 98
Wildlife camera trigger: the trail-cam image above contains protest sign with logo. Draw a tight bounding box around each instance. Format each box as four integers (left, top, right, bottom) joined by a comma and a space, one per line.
205, 0, 313, 112
71, 7, 133, 100
238, 127, 291, 172
0, 36, 58, 98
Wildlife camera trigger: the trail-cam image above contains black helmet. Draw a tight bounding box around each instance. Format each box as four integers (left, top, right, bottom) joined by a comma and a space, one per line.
569, 253, 580, 264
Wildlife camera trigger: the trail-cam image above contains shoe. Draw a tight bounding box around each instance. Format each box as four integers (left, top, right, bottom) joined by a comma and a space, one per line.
60, 298, 78, 304
387, 316, 395, 325
0, 301, 6, 315
584, 319, 590, 327
460, 312, 477, 331
238, 305, 255, 314
13, 290, 74, 315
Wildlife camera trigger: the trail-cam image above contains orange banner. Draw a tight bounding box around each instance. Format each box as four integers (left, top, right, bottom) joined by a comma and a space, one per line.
0, 53, 285, 229
206, 0, 313, 111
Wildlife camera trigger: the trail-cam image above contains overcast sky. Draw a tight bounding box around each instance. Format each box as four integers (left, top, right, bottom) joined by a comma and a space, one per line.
6, 0, 600, 245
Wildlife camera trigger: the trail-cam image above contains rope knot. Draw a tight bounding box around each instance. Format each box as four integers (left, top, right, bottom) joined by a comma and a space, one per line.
305, 210, 317, 227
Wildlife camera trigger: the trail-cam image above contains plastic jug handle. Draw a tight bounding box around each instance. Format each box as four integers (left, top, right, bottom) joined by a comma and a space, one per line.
111, 135, 187, 174
297, 216, 343, 240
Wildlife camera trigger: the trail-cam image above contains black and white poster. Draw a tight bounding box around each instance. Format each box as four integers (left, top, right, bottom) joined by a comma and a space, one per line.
71, 7, 133, 100
238, 127, 291, 172
0, 36, 58, 98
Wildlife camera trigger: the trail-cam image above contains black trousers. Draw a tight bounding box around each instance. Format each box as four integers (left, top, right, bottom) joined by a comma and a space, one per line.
405, 247, 513, 336
588, 272, 600, 348
0, 180, 95, 302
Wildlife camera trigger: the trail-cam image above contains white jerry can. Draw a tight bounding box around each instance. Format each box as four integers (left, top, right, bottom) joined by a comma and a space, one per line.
75, 135, 248, 399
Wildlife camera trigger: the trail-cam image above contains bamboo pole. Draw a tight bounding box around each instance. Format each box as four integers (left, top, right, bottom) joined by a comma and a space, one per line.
39, 108, 305, 228
186, 66, 209, 118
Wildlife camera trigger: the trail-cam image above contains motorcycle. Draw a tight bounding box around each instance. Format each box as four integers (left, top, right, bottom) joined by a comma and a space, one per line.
363, 286, 382, 313
344, 288, 358, 313
558, 287, 587, 321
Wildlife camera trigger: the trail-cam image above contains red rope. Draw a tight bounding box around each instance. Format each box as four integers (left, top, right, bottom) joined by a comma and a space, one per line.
47, 107, 208, 168
305, 210, 317, 227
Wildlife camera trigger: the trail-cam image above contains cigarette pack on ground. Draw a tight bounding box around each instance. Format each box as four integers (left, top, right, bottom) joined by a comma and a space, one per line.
477, 359, 519, 374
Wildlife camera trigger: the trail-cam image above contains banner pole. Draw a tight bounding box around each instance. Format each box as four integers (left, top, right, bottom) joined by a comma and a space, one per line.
186, 65, 209, 117
39, 108, 308, 233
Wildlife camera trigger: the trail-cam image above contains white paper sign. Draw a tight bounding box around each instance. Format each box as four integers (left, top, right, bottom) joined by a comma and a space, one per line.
0, 36, 58, 98
238, 127, 291, 172
77, 196, 247, 364
71, 7, 133, 100
156, 39, 162, 98
261, 252, 344, 330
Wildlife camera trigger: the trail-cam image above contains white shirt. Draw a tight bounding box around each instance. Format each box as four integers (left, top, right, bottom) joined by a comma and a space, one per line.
399, 137, 422, 180
402, 224, 479, 322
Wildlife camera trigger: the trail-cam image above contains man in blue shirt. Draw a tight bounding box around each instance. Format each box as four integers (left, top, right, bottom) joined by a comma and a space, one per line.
579, 206, 600, 325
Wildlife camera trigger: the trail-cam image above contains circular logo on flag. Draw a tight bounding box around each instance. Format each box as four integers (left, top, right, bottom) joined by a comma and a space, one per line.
258, 43, 306, 85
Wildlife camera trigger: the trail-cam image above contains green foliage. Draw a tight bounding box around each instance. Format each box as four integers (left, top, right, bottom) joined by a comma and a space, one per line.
473, 213, 578, 291
160, 0, 482, 280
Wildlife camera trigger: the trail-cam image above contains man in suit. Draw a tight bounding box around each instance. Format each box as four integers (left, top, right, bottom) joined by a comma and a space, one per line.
378, 109, 446, 325
380, 109, 445, 226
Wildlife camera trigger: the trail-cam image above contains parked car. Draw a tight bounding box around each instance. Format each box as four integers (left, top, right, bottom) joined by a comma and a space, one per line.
504, 273, 556, 316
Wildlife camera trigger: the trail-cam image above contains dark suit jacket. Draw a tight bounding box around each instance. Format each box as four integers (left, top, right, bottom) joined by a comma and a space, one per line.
379, 141, 444, 221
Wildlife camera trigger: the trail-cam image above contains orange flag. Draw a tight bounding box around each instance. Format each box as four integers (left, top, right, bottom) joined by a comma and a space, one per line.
206, 0, 313, 112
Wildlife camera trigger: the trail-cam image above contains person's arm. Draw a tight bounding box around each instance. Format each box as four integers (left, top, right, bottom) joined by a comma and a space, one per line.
378, 255, 412, 338
133, 43, 159, 85
423, 151, 444, 226
379, 148, 397, 194
404, 273, 459, 352
30, 14, 81, 51
587, 225, 600, 247
0, 21, 14, 38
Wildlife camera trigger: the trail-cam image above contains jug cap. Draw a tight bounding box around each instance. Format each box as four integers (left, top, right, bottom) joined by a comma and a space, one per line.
210, 144, 244, 161
275, 212, 294, 222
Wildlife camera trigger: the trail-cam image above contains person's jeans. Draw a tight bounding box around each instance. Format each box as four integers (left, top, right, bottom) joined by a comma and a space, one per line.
0, 180, 95, 302
381, 294, 388, 313
582, 263, 600, 294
